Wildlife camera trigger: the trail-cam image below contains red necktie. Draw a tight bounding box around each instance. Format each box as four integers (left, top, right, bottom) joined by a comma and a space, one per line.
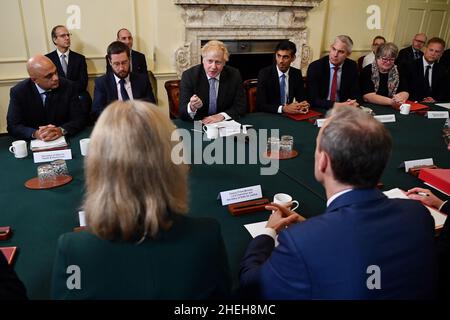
329, 66, 340, 102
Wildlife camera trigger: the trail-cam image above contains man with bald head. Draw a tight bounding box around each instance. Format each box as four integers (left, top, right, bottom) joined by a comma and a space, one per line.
106, 28, 148, 75
396, 33, 427, 71
7, 55, 87, 141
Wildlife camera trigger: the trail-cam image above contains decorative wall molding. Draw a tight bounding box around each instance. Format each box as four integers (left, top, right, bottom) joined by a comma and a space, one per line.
174, 0, 323, 76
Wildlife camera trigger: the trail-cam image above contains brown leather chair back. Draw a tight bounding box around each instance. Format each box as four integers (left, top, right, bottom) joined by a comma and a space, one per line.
243, 78, 258, 113
164, 80, 181, 119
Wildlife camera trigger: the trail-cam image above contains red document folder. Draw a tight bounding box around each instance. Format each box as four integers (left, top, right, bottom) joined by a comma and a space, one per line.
284, 109, 323, 121
0, 246, 18, 265
418, 168, 450, 195
392, 100, 429, 113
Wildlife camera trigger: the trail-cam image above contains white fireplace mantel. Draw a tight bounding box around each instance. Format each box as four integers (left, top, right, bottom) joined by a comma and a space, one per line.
173, 0, 323, 77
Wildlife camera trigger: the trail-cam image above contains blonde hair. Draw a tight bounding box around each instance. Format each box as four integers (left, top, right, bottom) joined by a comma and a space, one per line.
201, 40, 230, 62
83, 100, 189, 241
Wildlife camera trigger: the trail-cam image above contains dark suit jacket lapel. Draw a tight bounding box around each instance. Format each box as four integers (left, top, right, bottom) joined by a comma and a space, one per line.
216, 67, 229, 111
288, 67, 297, 103
107, 72, 119, 100
66, 51, 75, 79
130, 73, 140, 98
322, 57, 331, 95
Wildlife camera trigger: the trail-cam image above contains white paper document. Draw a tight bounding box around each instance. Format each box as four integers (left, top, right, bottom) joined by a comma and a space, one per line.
384, 188, 447, 229
30, 136, 67, 151
215, 120, 242, 137
244, 221, 279, 247
436, 103, 450, 110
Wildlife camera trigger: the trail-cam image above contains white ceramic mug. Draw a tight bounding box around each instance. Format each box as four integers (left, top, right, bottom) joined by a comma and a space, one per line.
203, 124, 219, 139
9, 140, 28, 158
79, 138, 90, 156
400, 103, 411, 115
273, 193, 299, 211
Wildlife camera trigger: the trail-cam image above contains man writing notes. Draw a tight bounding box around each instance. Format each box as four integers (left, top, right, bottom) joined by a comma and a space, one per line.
92, 41, 155, 118
240, 106, 436, 299
256, 40, 309, 115
7, 55, 87, 141
307, 35, 360, 110
179, 40, 246, 124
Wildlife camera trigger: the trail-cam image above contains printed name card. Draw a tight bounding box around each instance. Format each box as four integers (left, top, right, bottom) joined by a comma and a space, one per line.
316, 118, 327, 127
374, 114, 396, 123
219, 185, 262, 206
404, 158, 434, 173
427, 111, 449, 119
33, 149, 72, 163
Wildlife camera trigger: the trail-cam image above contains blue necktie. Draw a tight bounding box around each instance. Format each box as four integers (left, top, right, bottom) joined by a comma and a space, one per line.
209, 78, 217, 115
280, 74, 286, 105
119, 79, 130, 101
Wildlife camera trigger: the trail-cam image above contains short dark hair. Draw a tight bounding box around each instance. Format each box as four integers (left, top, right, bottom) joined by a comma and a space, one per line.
275, 40, 297, 56
107, 41, 130, 61
427, 37, 446, 48
319, 106, 392, 188
116, 28, 130, 39
51, 25, 66, 45
372, 35, 386, 44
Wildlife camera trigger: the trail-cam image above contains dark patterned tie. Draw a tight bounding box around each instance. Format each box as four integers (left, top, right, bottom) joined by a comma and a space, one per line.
60, 54, 68, 76
424, 65, 431, 95
119, 79, 130, 101
208, 78, 217, 115
280, 74, 286, 105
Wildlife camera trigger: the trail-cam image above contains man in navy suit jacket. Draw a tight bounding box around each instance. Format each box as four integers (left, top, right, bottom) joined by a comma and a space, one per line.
403, 37, 450, 102
307, 35, 360, 111
93, 41, 155, 118
240, 106, 436, 299
256, 40, 309, 114
179, 40, 246, 123
7, 55, 87, 140
46, 25, 92, 113
106, 28, 148, 75
396, 33, 427, 72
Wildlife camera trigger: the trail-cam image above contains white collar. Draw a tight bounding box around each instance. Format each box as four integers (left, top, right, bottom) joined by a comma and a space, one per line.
56, 48, 70, 57
113, 74, 130, 85
329, 61, 343, 69
34, 83, 48, 94
207, 74, 221, 81
422, 56, 433, 67
326, 188, 353, 207
276, 66, 289, 77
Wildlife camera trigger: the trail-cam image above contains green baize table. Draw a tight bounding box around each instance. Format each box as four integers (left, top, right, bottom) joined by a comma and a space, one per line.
0, 104, 448, 299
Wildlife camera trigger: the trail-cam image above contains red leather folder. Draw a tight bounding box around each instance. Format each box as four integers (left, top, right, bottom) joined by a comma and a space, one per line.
0, 246, 18, 265
284, 109, 323, 121
418, 168, 450, 194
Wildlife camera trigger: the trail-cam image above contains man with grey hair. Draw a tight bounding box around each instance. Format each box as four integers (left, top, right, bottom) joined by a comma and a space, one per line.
307, 35, 360, 110
7, 55, 87, 141
179, 40, 246, 123
240, 105, 436, 299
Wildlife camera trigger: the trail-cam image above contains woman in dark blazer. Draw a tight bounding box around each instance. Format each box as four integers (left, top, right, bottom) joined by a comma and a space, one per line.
360, 42, 409, 107
407, 187, 450, 299
51, 100, 231, 299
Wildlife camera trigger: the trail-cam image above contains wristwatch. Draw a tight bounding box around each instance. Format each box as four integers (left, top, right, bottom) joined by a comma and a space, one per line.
60, 127, 67, 136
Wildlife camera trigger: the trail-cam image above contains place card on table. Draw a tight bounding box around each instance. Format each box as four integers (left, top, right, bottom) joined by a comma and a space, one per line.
374, 114, 396, 123
219, 185, 262, 206
404, 158, 434, 173
33, 149, 72, 163
427, 111, 449, 119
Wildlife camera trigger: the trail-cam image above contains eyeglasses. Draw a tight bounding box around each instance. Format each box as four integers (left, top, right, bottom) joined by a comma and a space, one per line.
414, 39, 425, 44
56, 33, 72, 38
380, 57, 395, 63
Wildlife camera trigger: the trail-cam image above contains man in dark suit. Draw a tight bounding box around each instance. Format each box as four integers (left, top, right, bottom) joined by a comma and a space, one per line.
404, 37, 449, 102
179, 40, 246, 123
396, 33, 427, 71
407, 187, 450, 299
256, 40, 309, 114
240, 106, 436, 299
106, 28, 148, 75
7, 55, 87, 141
307, 35, 360, 111
45, 25, 91, 112
0, 252, 27, 300
92, 41, 155, 118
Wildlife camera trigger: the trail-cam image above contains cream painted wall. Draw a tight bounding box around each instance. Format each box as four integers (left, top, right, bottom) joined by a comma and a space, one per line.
1, 0, 449, 134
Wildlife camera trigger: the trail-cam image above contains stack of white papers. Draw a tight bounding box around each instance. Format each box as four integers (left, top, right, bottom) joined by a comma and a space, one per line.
384, 188, 447, 229
30, 136, 68, 151
215, 120, 242, 137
